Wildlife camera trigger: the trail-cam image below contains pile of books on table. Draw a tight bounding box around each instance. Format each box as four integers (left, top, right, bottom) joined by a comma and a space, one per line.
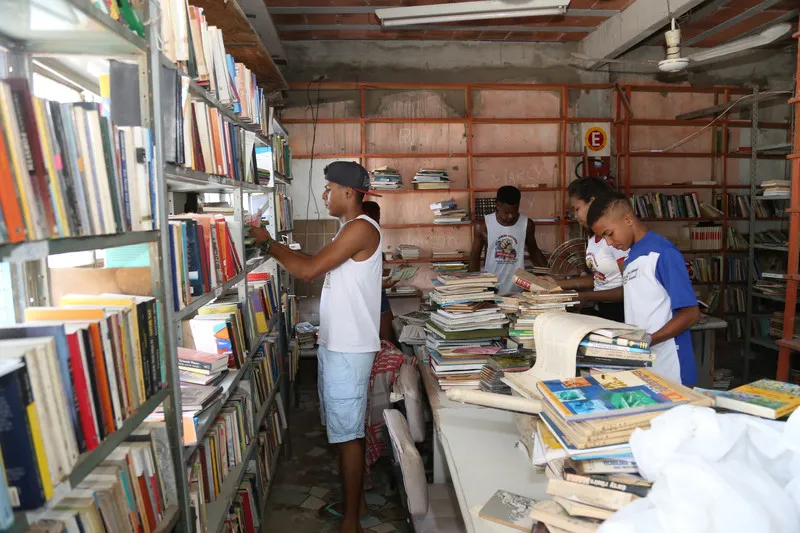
370, 167, 402, 190
430, 198, 469, 224
295, 322, 318, 351
576, 330, 654, 372
694, 378, 800, 419
479, 353, 534, 395
760, 179, 791, 197
525, 370, 711, 532
396, 244, 421, 260
425, 272, 509, 390
412, 169, 450, 190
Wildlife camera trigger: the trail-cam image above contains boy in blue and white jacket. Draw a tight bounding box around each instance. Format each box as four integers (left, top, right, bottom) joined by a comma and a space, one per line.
587, 192, 700, 386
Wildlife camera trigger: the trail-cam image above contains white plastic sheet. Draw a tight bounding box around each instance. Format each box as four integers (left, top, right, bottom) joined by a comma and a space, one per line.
598, 405, 800, 533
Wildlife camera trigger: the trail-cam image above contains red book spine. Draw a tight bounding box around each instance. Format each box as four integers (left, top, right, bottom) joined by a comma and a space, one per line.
66, 332, 99, 450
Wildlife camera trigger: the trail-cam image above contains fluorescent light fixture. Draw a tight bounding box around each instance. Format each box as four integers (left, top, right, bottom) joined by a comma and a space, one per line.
688, 23, 792, 63
376, 0, 570, 27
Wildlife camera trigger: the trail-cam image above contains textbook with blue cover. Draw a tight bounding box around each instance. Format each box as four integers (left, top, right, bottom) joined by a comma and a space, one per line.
537, 369, 709, 422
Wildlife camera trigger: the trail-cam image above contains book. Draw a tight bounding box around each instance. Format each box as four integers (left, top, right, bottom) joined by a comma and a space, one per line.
698, 379, 800, 419
563, 471, 650, 498
537, 370, 711, 422
551, 496, 614, 521
530, 500, 600, 533
478, 490, 536, 532
178, 346, 228, 374
546, 478, 639, 511
512, 269, 561, 292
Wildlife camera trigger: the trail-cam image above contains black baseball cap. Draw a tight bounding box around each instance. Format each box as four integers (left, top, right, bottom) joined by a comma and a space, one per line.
324, 161, 382, 197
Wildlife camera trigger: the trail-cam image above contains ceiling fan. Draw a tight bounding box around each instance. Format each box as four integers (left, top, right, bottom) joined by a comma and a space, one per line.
572, 20, 793, 74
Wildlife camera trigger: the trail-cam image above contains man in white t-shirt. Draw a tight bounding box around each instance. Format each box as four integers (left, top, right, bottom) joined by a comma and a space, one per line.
469, 186, 548, 294
251, 161, 381, 533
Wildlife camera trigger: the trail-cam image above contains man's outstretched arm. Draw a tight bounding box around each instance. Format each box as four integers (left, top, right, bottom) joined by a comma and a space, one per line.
251, 220, 377, 281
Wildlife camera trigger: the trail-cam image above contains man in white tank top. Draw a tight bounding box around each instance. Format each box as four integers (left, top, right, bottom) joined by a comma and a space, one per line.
250, 161, 382, 533
469, 186, 548, 294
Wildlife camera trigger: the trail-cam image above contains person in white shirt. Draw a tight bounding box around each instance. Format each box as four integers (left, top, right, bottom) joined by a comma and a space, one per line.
556, 178, 627, 322
469, 185, 548, 294
251, 161, 381, 533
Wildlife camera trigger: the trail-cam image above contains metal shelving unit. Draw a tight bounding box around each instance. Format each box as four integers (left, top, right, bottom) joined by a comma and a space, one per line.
0, 1, 291, 531
776, 21, 800, 381
743, 86, 796, 381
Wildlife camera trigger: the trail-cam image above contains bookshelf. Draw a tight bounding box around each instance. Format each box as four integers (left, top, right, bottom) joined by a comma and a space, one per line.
0, 1, 291, 532
775, 24, 800, 382
615, 84, 793, 381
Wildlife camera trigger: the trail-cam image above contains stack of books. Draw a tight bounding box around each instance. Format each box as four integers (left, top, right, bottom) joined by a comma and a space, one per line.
178, 346, 229, 386
425, 272, 508, 390
396, 245, 421, 260
768, 311, 800, 340
760, 179, 791, 197
537, 370, 711, 456
370, 167, 402, 190
577, 331, 654, 371
513, 370, 712, 532
479, 354, 534, 395
412, 169, 450, 190
0, 79, 156, 244
295, 322, 318, 351
397, 311, 430, 346
430, 198, 469, 224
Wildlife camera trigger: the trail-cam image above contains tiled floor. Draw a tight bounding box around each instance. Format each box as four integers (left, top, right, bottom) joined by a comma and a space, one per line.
261, 363, 413, 533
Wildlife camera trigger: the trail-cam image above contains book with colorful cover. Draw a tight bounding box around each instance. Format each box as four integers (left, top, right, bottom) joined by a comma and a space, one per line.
537, 369, 710, 422
695, 379, 800, 419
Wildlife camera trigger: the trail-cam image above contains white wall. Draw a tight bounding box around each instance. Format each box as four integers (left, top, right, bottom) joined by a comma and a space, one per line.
289, 157, 360, 220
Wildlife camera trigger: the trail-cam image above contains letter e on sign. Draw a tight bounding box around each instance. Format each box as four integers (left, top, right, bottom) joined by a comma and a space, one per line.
581, 123, 611, 157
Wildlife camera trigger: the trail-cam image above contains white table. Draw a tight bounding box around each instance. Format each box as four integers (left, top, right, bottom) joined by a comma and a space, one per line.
437, 407, 549, 533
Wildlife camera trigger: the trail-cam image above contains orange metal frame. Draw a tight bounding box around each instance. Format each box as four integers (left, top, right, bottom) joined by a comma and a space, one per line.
776, 20, 800, 382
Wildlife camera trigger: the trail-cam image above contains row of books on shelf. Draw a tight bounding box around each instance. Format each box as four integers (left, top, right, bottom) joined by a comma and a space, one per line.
161, 4, 270, 135
688, 256, 750, 283
269, 135, 291, 179
715, 193, 785, 218
0, 294, 165, 511
0, 79, 156, 244
94, 0, 148, 39
630, 192, 787, 220
686, 225, 723, 250
274, 193, 294, 233
167, 91, 260, 183
189, 398, 285, 533
753, 312, 800, 340
5, 422, 178, 533
169, 214, 243, 310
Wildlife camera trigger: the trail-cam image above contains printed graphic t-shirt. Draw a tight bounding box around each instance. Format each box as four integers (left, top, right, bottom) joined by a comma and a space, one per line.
623, 231, 698, 386
586, 234, 628, 291
483, 213, 528, 294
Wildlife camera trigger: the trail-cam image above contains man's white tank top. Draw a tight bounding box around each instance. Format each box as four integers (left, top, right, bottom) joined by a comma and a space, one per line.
483, 213, 528, 294
317, 215, 382, 353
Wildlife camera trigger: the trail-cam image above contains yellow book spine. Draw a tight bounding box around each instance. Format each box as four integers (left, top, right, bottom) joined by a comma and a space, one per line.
32, 98, 70, 237
26, 403, 54, 500
209, 437, 219, 497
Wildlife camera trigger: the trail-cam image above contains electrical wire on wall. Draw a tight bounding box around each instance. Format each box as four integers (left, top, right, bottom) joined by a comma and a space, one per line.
635, 90, 791, 154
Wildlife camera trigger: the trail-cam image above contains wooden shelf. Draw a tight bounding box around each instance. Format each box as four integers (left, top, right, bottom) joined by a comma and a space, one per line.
382, 223, 473, 229
385, 256, 468, 264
